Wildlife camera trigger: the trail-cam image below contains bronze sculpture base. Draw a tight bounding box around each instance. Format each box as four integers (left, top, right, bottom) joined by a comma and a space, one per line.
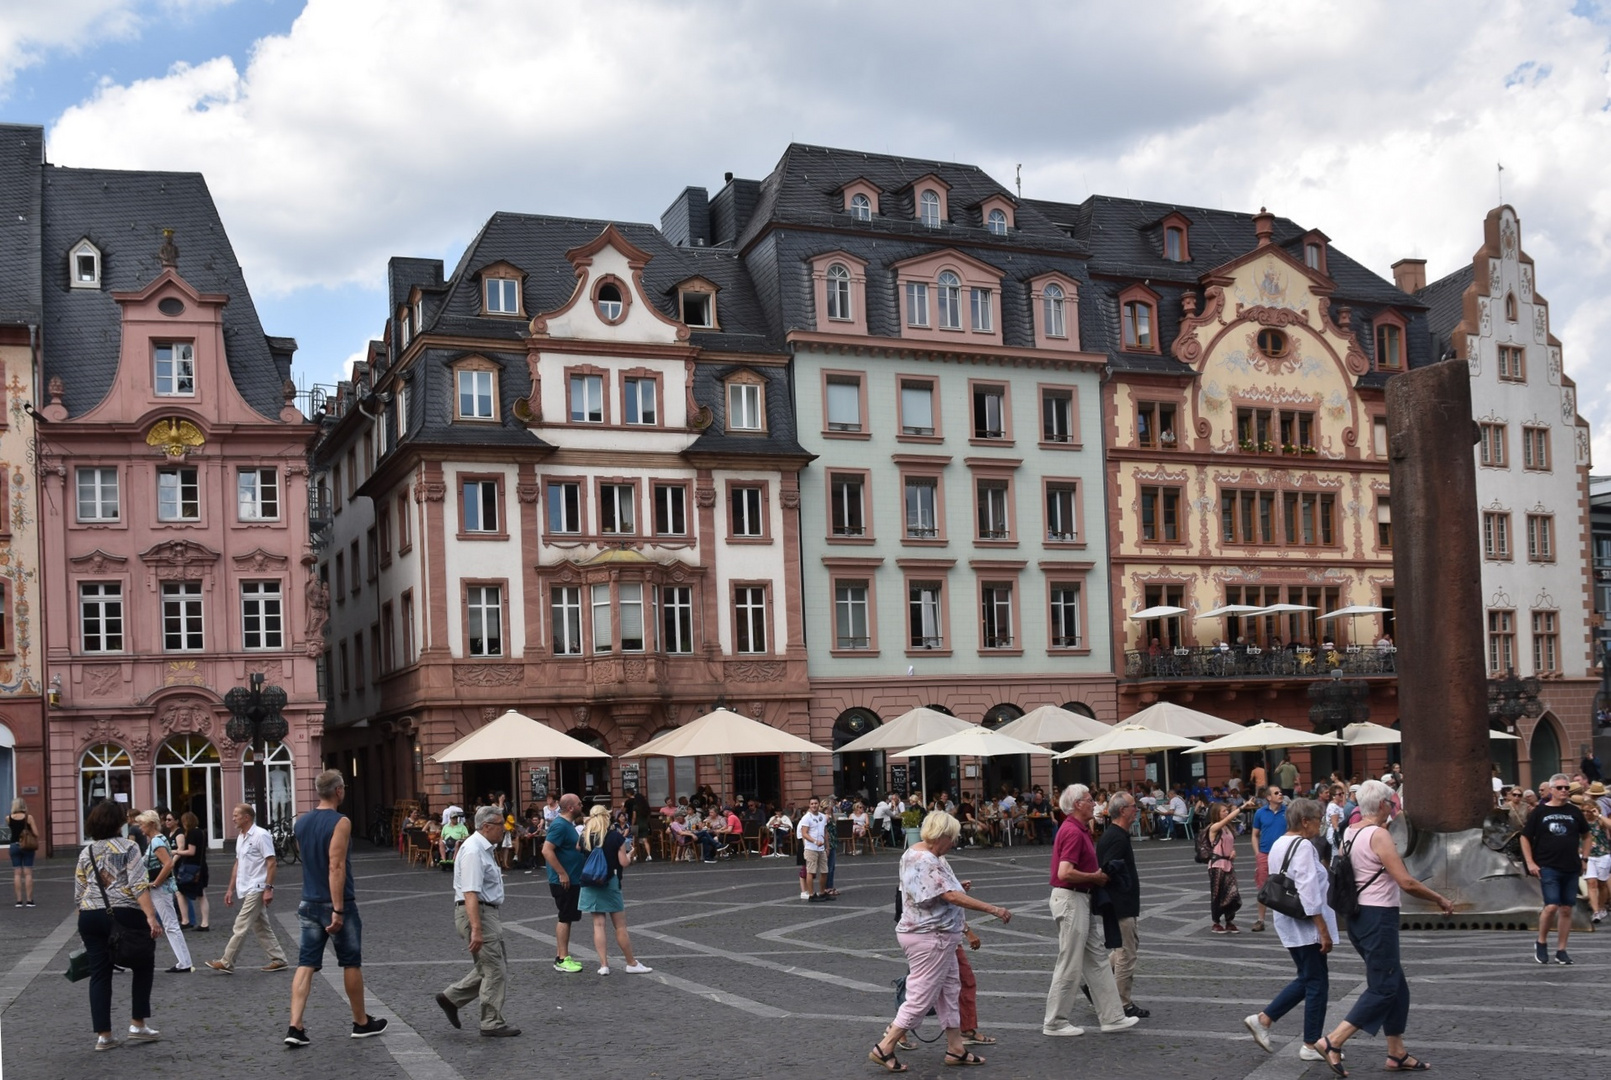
1391, 817, 1589, 931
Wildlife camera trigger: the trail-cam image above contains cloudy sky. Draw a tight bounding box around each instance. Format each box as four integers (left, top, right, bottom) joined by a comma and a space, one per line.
2, 0, 1608, 459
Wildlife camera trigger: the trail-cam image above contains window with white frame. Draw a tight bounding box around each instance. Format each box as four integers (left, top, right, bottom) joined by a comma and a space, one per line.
619, 583, 646, 652
1487, 609, 1515, 673
1042, 283, 1068, 339
76, 467, 119, 522
71, 240, 100, 288
653, 484, 686, 536
462, 479, 499, 533
826, 376, 861, 431
1483, 511, 1511, 559
1526, 513, 1554, 561
727, 381, 763, 430
569, 374, 603, 423
976, 480, 1010, 540
830, 474, 865, 536
547, 482, 581, 534
484, 277, 519, 314
80, 583, 123, 652
900, 381, 935, 435
162, 582, 203, 651
1479, 422, 1507, 467
919, 190, 941, 228
987, 208, 1007, 236
237, 468, 280, 521
466, 585, 502, 656
623, 377, 657, 425
1046, 483, 1078, 541
154, 343, 195, 396
826, 264, 853, 320
904, 282, 930, 327
1122, 301, 1154, 350
599, 483, 636, 535
731, 485, 764, 537
904, 477, 938, 538
849, 193, 871, 221
937, 272, 962, 329
835, 582, 871, 649
458, 369, 495, 419
1050, 584, 1081, 648
1522, 426, 1550, 470
681, 290, 713, 328
591, 583, 613, 653
980, 583, 1014, 648
969, 287, 992, 331
1042, 390, 1073, 443
659, 585, 694, 653
552, 586, 582, 654
909, 581, 943, 649
241, 581, 284, 650
734, 586, 767, 653
1532, 610, 1559, 673
157, 467, 200, 522
596, 282, 624, 322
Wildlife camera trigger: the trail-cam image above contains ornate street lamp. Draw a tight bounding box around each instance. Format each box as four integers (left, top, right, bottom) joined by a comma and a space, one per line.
1487, 667, 1542, 735
225, 672, 289, 826
1309, 668, 1371, 734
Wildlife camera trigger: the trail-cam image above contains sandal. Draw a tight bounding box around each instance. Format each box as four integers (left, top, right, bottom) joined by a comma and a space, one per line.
961, 1030, 997, 1045
944, 1050, 986, 1067
868, 1044, 908, 1073
1386, 1053, 1430, 1072
1315, 1036, 1348, 1078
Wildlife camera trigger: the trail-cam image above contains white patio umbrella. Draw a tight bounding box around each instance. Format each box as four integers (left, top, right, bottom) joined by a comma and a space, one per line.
1340, 722, 1520, 746
994, 705, 1113, 745
891, 726, 1057, 761
430, 709, 612, 763
627, 707, 830, 758
1317, 604, 1394, 644
835, 707, 974, 798
1130, 605, 1188, 620
1183, 721, 1340, 754
1054, 723, 1203, 759
1196, 603, 1267, 619
1128, 700, 1246, 739
1246, 603, 1318, 615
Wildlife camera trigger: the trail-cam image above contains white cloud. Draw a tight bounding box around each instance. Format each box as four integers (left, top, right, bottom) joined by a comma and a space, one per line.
0, 1, 142, 96
36, 0, 1611, 461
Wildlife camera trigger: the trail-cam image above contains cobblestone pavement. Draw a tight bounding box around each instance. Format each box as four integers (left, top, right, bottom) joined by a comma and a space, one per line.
2, 837, 1607, 1080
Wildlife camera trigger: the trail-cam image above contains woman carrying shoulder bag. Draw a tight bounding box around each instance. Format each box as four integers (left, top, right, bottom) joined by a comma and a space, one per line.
75, 799, 165, 1051
9, 797, 39, 907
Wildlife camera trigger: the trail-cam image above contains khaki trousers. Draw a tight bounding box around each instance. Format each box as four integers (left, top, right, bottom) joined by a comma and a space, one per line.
443, 905, 508, 1031
220, 888, 286, 966
1044, 889, 1124, 1029
1109, 915, 1139, 1006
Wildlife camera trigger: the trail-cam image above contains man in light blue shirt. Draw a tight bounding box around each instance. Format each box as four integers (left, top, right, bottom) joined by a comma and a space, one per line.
1250, 787, 1287, 931
437, 806, 517, 1037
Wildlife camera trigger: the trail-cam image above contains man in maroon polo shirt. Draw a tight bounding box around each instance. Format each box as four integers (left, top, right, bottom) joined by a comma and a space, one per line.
1042, 784, 1139, 1038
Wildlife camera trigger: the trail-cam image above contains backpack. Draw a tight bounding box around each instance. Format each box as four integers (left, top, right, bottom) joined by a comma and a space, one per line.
1327, 826, 1385, 918
1194, 823, 1215, 864
578, 842, 611, 888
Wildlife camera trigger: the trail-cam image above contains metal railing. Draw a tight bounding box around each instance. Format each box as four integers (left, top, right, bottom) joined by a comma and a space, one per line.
1124, 644, 1397, 680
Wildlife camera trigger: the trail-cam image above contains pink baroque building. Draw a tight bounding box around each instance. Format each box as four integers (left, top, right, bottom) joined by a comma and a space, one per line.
30, 157, 320, 848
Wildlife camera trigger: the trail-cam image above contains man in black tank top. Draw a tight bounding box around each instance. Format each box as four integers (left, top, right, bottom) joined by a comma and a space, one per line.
285, 770, 389, 1048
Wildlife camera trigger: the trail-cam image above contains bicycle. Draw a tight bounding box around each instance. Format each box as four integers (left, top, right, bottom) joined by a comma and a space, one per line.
366, 804, 393, 848
269, 817, 300, 865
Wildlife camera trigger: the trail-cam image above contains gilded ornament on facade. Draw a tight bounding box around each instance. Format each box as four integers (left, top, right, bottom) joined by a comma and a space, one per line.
146, 418, 205, 459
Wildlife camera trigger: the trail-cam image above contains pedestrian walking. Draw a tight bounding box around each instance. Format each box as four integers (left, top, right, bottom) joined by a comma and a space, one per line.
172, 811, 209, 931
205, 804, 287, 974
8, 798, 38, 907
1242, 798, 1337, 1063
1520, 772, 1590, 965
285, 770, 388, 1048
1313, 780, 1454, 1076
435, 806, 519, 1038
798, 797, 830, 902
1097, 791, 1147, 1018
1207, 798, 1253, 933
75, 798, 165, 1051
578, 804, 652, 976
542, 792, 587, 973
868, 811, 1010, 1072
1250, 787, 1287, 931
134, 810, 192, 974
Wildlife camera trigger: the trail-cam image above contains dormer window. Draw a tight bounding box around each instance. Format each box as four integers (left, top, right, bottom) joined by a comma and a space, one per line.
1042, 284, 1067, 339
936, 272, 962, 330
399, 311, 411, 348
1122, 301, 1154, 350
1375, 321, 1403, 371
826, 264, 852, 320
71, 239, 102, 289
154, 343, 195, 396
987, 209, 1008, 236
919, 190, 941, 228
484, 277, 520, 315
456, 361, 498, 421
850, 193, 871, 222
1305, 243, 1323, 269
594, 279, 626, 323
727, 377, 765, 432
413, 296, 424, 332
1164, 227, 1186, 261
677, 280, 718, 329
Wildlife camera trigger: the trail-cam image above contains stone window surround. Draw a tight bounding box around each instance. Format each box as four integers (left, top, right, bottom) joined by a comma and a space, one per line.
1042, 563, 1094, 656
824, 556, 885, 657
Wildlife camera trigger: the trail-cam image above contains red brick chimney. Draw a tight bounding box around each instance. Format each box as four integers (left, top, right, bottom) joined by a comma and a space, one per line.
1391, 258, 1427, 294
1252, 207, 1274, 247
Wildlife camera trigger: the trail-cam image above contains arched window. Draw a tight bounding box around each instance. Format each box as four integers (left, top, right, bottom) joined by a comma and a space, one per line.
987, 208, 1008, 236
1505, 292, 1517, 321
243, 741, 296, 830
79, 743, 132, 840
155, 735, 223, 848
1042, 283, 1067, 339
1122, 300, 1154, 350
849, 193, 871, 222
919, 190, 941, 228
596, 282, 623, 322
826, 263, 852, 321
936, 271, 962, 329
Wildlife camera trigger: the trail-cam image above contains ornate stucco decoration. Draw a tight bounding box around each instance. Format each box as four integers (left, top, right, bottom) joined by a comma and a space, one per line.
69, 549, 128, 575
139, 539, 220, 581
232, 548, 290, 573
146, 417, 205, 460
158, 697, 215, 737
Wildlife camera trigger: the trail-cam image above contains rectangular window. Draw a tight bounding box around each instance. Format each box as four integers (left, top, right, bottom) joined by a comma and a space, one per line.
569, 374, 603, 423
1050, 585, 1081, 648
1479, 422, 1507, 467
659, 586, 693, 654
620, 583, 645, 652
1137, 402, 1177, 449
334, 552, 346, 598
154, 343, 195, 396
734, 586, 767, 654
157, 467, 200, 521
1237, 407, 1274, 451
1377, 498, 1393, 549
1487, 609, 1515, 674
834, 581, 870, 650
1122, 302, 1153, 350
904, 282, 930, 327
681, 291, 712, 328
1375, 323, 1402, 369
236, 468, 279, 521
1046, 482, 1079, 542
366, 527, 379, 580
462, 479, 499, 533
599, 483, 636, 535
1532, 610, 1558, 673
623, 377, 657, 425
591, 583, 613, 653
379, 507, 392, 565
829, 474, 865, 537
972, 385, 1006, 439
904, 477, 939, 539
1498, 345, 1526, 382
381, 602, 395, 673
653, 484, 687, 536
162, 581, 203, 651
1139, 486, 1180, 542
1279, 491, 1336, 546
349, 540, 360, 593
1483, 511, 1511, 559
1279, 410, 1316, 451
825, 377, 862, 432
401, 591, 415, 663
466, 585, 503, 657
547, 482, 581, 534
353, 630, 365, 689
241, 581, 283, 650
730, 485, 764, 537
76, 467, 120, 521
899, 381, 935, 436
397, 492, 412, 551
551, 586, 582, 655
1042, 390, 1074, 444
1373, 417, 1388, 458
909, 581, 944, 649
937, 278, 961, 329
1526, 514, 1554, 562
976, 480, 1010, 540
458, 369, 495, 419
1220, 489, 1269, 545
727, 382, 762, 430
980, 583, 1014, 649
1522, 426, 1551, 471
485, 278, 519, 314
338, 642, 349, 695
969, 288, 992, 332
80, 583, 124, 652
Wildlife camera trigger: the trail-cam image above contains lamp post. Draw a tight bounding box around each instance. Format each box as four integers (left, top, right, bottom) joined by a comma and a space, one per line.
1310, 669, 1371, 778
1486, 667, 1543, 735
225, 672, 289, 827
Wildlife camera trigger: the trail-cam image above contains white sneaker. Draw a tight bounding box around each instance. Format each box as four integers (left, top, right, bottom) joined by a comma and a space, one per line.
624, 962, 653, 973
1099, 1016, 1141, 1033
1243, 1015, 1273, 1052
597, 966, 610, 976
1299, 1045, 1323, 1061
800, 891, 810, 900
1042, 1023, 1085, 1037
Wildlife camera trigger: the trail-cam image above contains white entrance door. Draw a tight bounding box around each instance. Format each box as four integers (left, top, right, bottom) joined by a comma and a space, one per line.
154, 735, 224, 849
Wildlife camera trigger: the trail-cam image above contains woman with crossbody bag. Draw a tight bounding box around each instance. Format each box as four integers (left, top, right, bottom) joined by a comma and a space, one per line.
9, 797, 38, 906
75, 799, 165, 1051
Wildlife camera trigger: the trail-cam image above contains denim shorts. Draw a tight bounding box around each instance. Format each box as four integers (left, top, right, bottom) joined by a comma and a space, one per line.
1538, 866, 1578, 908
8, 843, 33, 868
296, 900, 362, 969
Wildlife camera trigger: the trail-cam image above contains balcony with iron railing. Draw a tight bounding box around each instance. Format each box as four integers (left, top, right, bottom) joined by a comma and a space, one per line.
1124, 644, 1397, 682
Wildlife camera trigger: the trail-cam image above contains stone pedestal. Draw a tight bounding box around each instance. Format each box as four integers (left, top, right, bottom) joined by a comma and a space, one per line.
1393, 818, 1588, 931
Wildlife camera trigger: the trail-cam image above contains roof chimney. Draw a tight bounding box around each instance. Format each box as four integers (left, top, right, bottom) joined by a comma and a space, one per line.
1252, 208, 1274, 247
1391, 258, 1427, 294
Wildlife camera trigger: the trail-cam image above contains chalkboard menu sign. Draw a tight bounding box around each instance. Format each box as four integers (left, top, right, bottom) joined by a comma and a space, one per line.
889, 763, 909, 796
529, 767, 550, 801
620, 763, 640, 796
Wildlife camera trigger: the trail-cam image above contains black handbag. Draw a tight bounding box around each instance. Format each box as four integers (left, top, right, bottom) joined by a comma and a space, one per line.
1257, 839, 1309, 920
88, 842, 157, 969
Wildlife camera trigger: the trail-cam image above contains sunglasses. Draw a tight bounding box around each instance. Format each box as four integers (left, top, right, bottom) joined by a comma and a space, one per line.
1552, 785, 1570, 791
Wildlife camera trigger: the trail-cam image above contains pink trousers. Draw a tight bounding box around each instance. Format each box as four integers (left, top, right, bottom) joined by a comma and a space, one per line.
894, 930, 963, 1031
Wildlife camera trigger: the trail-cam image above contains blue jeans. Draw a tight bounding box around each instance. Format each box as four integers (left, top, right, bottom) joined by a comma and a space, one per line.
1344, 905, 1408, 1037
296, 901, 363, 970
1539, 866, 1578, 908
1262, 942, 1329, 1044
826, 842, 837, 889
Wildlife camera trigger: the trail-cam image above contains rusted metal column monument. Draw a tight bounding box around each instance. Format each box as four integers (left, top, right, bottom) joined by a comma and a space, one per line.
1388, 360, 1551, 927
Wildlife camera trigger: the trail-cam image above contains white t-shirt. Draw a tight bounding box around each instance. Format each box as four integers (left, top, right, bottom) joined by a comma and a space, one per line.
999, 795, 1017, 813
1169, 796, 1189, 822
234, 824, 275, 895
798, 811, 828, 852
873, 800, 891, 823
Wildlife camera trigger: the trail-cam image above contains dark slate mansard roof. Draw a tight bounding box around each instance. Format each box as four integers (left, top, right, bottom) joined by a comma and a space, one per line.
1415, 264, 1475, 360
0, 124, 44, 326
39, 164, 291, 418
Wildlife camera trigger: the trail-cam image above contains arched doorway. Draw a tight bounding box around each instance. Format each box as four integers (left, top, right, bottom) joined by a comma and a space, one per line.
980, 703, 1027, 796
242, 741, 297, 828
833, 708, 883, 802
79, 743, 132, 841
1051, 702, 1099, 790
1530, 714, 1563, 785
155, 735, 224, 848
1490, 724, 1519, 785
559, 728, 610, 803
